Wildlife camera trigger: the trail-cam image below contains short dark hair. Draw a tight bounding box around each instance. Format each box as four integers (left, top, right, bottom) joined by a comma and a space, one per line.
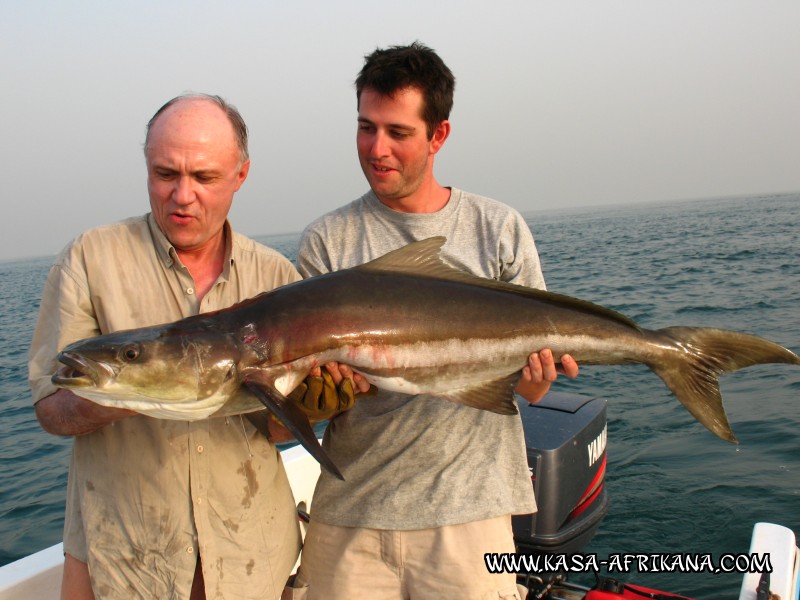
356, 41, 455, 139
144, 93, 249, 162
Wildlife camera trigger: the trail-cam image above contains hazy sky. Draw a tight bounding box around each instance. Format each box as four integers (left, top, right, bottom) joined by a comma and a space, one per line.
2, 0, 798, 261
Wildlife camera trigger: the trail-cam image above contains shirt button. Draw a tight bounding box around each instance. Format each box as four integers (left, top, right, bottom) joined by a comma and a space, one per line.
197, 445, 204, 453
187, 547, 194, 554
187, 288, 195, 295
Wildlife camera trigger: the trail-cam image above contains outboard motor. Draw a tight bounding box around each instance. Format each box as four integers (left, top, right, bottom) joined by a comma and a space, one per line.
513, 391, 609, 554
512, 392, 609, 597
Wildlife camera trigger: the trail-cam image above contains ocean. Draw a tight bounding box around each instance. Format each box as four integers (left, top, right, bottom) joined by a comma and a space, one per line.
1, 194, 798, 598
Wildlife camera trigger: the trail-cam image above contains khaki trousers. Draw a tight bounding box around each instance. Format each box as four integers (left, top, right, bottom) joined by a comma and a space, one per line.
283, 515, 525, 600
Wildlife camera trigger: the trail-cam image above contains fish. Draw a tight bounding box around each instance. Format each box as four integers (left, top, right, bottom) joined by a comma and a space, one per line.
52, 236, 800, 479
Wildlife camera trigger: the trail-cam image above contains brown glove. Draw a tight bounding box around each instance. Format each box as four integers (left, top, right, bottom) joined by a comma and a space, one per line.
287, 370, 357, 422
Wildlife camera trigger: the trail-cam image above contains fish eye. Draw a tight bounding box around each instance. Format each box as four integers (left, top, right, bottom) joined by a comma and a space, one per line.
121, 345, 141, 362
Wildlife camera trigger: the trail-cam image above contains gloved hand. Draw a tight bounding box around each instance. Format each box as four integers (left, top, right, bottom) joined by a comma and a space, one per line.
287, 370, 357, 422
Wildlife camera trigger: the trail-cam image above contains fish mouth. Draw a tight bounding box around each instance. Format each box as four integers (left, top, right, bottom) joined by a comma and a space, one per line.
52, 351, 115, 389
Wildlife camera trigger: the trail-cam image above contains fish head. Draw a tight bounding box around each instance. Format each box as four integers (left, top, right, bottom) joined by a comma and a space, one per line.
52, 324, 244, 420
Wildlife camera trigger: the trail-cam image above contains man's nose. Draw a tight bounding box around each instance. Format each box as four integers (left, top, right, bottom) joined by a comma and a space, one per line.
369, 130, 390, 158
173, 176, 194, 205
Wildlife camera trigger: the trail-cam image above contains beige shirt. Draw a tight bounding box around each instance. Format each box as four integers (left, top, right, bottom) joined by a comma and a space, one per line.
29, 214, 302, 600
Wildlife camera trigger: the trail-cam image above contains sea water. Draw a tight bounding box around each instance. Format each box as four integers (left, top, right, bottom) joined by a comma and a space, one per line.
1, 194, 797, 598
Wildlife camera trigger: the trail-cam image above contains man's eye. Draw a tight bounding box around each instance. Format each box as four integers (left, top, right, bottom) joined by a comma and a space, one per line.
194, 173, 218, 184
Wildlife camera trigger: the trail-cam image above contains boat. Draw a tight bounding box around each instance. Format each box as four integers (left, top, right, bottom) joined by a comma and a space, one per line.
1, 392, 797, 599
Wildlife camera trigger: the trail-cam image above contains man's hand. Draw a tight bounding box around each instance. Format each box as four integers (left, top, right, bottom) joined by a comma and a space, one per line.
515, 349, 579, 404
35, 389, 137, 436
289, 362, 371, 422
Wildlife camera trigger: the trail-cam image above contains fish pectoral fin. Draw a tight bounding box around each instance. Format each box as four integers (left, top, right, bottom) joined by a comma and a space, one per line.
243, 381, 345, 480
438, 374, 520, 415
210, 387, 266, 418
244, 363, 310, 397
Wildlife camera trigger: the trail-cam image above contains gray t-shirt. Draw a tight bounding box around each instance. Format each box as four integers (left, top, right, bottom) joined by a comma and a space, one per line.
297, 188, 541, 529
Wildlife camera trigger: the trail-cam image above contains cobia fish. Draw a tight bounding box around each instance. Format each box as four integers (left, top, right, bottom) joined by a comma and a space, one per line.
52, 237, 800, 478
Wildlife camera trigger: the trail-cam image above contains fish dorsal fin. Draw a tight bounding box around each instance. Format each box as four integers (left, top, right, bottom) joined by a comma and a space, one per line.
438, 374, 520, 415
355, 237, 525, 291
355, 236, 456, 278
355, 237, 641, 331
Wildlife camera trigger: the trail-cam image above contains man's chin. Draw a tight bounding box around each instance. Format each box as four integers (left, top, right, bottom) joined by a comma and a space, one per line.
162, 227, 202, 252
368, 181, 404, 201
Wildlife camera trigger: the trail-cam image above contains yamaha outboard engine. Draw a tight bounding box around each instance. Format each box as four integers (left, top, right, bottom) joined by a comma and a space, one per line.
512, 392, 609, 597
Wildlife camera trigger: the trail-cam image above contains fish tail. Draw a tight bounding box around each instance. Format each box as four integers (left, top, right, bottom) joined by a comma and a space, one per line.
649, 326, 800, 443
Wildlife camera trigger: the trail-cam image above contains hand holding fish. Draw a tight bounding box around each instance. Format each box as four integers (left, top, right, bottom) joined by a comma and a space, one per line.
291, 362, 370, 422
35, 388, 137, 437
516, 349, 580, 404
313, 362, 371, 395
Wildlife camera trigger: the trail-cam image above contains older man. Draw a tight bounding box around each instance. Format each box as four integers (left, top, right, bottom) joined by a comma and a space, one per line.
30, 95, 307, 599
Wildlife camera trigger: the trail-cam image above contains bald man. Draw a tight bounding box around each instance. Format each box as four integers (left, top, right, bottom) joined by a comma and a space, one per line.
30, 95, 304, 599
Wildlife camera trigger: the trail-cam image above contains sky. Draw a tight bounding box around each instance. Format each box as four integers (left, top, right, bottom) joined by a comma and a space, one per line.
1, 0, 798, 261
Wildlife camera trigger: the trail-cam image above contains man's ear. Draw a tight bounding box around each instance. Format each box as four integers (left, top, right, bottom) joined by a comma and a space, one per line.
430, 120, 451, 155
234, 159, 251, 191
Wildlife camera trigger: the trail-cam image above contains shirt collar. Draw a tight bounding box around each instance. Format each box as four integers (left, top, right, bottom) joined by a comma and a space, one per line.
147, 213, 234, 279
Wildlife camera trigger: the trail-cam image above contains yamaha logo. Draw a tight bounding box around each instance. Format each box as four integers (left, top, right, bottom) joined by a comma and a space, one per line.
587, 424, 607, 467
